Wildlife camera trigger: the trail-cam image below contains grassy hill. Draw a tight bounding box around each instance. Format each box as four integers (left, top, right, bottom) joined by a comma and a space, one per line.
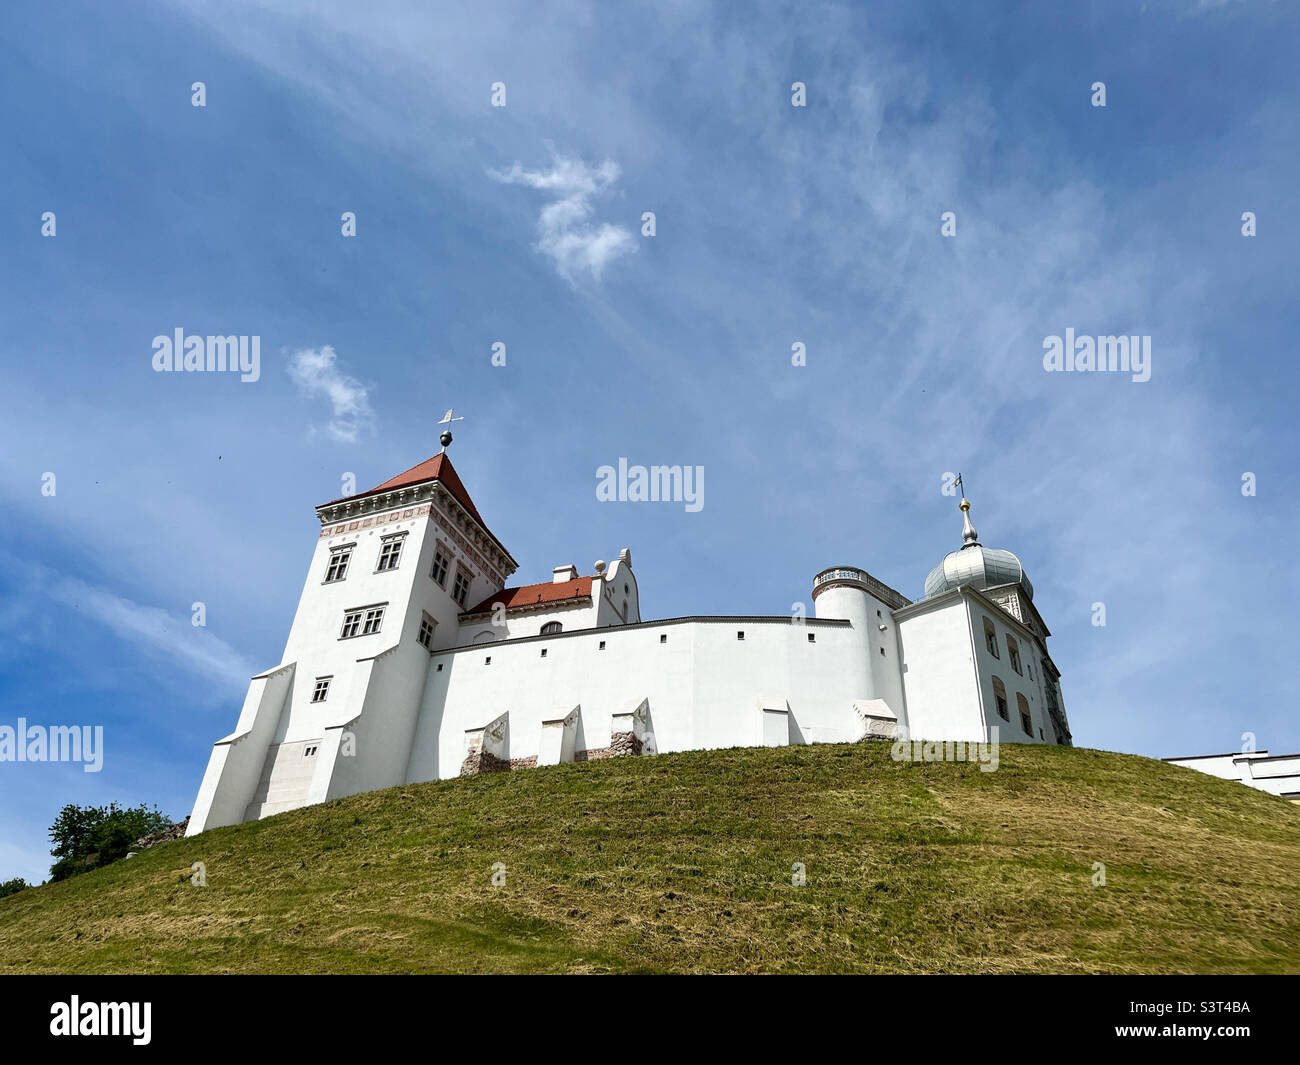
2, 742, 1298, 974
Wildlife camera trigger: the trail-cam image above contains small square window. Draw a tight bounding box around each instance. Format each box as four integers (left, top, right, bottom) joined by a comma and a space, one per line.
311, 677, 331, 703
737, 631, 745, 641
304, 745, 318, 757
807, 633, 816, 643
879, 646, 885, 656
876, 609, 882, 618
540, 648, 548, 658
660, 633, 667, 644
484, 656, 491, 665
599, 640, 606, 650
436, 663, 444, 672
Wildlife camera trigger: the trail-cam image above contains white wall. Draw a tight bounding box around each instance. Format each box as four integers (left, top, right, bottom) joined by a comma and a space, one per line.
896, 598, 985, 742
1166, 752, 1300, 799
404, 617, 871, 782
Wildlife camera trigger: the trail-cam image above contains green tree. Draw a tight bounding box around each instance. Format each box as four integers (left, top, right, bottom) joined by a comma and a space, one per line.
0, 877, 29, 898
48, 802, 170, 882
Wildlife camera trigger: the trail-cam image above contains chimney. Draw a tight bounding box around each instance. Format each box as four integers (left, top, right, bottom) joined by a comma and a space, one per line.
552, 564, 579, 584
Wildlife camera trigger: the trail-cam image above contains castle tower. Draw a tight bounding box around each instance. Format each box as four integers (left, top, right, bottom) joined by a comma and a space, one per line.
811, 565, 912, 734
187, 435, 518, 834
892, 488, 1072, 745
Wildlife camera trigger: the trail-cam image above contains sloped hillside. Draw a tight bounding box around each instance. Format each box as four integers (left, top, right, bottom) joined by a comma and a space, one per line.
2, 742, 1298, 974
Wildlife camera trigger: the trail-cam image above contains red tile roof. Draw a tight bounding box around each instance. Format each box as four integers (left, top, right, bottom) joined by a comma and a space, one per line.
462, 577, 593, 616
323, 452, 484, 523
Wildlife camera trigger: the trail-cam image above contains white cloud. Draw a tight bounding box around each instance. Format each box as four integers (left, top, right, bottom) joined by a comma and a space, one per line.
48, 576, 257, 693
490, 153, 637, 282
286, 346, 375, 443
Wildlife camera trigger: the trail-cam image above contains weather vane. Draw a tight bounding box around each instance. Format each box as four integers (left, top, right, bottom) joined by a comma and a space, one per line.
438, 408, 464, 452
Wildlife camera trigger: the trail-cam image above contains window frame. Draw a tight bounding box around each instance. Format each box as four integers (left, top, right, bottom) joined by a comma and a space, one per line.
451, 566, 473, 608
311, 676, 332, 703
375, 533, 407, 573
340, 602, 387, 640
1006, 633, 1023, 675
324, 544, 355, 584
992, 675, 1009, 721
417, 611, 437, 651
430, 543, 451, 588
983, 616, 1000, 658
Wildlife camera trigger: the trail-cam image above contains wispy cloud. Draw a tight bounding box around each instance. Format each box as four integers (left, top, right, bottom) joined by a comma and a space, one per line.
286, 346, 375, 443
490, 152, 637, 282
47, 576, 257, 693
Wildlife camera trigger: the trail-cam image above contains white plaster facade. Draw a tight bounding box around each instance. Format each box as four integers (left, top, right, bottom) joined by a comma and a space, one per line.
1163, 751, 1300, 802
187, 452, 1073, 835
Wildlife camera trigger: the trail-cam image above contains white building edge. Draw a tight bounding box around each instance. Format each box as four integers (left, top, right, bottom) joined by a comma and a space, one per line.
188, 439, 1073, 835
1163, 751, 1300, 803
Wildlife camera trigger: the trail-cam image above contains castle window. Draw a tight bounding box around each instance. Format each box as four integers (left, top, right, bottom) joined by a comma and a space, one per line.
340, 610, 363, 639
983, 617, 999, 657
1006, 634, 1022, 675
418, 612, 437, 650
737, 631, 745, 641
430, 546, 450, 587
452, 569, 472, 607
311, 677, 331, 703
376, 534, 405, 572
304, 745, 318, 757
660, 633, 667, 644
879, 646, 885, 656
992, 676, 1009, 721
436, 663, 444, 672
599, 640, 606, 650
325, 546, 352, 583
624, 583, 629, 595
807, 633, 816, 643
876, 610, 882, 618
1017, 693, 1032, 736
540, 648, 548, 658
540, 621, 563, 635
361, 605, 385, 635
484, 656, 492, 665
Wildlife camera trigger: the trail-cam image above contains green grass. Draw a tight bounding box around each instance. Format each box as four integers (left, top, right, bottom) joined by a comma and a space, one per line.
2, 742, 1298, 973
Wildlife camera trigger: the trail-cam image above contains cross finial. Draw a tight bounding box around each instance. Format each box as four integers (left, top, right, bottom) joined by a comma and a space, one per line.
438, 408, 464, 452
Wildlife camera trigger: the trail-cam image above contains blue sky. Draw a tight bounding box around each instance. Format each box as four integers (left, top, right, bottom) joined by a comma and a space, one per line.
2, 0, 1297, 884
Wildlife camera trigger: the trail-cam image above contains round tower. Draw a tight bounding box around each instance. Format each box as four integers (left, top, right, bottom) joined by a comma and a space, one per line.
811, 566, 881, 702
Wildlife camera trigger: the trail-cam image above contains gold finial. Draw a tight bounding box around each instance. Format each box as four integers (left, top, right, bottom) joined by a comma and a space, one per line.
956, 473, 979, 548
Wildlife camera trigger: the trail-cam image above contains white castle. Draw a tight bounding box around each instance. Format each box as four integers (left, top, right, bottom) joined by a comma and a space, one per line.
187, 430, 1072, 835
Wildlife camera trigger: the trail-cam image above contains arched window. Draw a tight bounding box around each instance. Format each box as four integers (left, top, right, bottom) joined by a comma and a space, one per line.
540, 621, 562, 635
1016, 693, 1033, 736
991, 676, 1009, 721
